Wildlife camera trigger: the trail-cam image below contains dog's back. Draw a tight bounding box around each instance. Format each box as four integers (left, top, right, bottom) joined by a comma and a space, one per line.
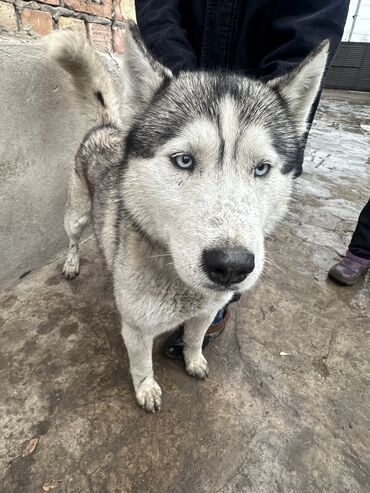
48, 32, 126, 271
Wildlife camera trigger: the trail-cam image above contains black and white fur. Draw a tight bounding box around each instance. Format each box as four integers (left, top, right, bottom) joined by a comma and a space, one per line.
48, 23, 329, 412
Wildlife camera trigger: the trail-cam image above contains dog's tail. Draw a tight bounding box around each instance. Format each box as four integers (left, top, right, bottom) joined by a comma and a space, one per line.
47, 32, 121, 127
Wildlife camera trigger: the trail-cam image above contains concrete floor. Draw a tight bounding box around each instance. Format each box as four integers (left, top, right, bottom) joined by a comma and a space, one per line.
1, 90, 370, 493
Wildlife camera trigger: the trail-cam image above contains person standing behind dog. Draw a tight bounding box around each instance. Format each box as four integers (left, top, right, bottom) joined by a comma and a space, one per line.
134, 0, 350, 358
329, 198, 370, 285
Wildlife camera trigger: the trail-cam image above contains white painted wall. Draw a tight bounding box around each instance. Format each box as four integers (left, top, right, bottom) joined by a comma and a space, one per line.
343, 0, 370, 42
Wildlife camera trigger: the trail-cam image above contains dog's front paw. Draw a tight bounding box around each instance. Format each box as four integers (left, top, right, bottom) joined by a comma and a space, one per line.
63, 247, 80, 280
135, 377, 162, 413
184, 352, 209, 379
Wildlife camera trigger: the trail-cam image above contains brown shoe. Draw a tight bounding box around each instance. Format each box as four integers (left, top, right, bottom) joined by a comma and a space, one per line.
329, 251, 370, 286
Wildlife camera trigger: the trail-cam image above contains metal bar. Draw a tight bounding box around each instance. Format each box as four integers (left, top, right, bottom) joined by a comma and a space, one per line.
348, 0, 362, 41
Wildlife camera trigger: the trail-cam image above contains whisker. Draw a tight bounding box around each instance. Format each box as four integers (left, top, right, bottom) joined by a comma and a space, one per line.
264, 259, 285, 274
264, 253, 286, 274
147, 253, 173, 258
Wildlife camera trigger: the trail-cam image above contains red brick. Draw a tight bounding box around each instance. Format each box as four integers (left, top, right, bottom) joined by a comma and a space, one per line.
87, 23, 112, 51
21, 9, 53, 36
59, 16, 86, 33
37, 0, 59, 6
113, 0, 123, 21
112, 25, 124, 53
0, 2, 17, 31
65, 0, 112, 19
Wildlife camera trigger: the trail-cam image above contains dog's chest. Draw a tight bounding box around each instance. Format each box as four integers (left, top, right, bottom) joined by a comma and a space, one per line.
113, 250, 230, 333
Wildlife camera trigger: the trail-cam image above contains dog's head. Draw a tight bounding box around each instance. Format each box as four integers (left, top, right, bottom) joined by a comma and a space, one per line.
121, 23, 328, 293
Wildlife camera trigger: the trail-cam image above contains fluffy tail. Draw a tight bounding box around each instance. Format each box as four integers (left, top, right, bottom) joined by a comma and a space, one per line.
47, 31, 121, 127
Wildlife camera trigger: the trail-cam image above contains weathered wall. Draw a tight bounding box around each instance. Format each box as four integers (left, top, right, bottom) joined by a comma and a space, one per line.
0, 0, 129, 289
0, 0, 125, 52
0, 34, 122, 288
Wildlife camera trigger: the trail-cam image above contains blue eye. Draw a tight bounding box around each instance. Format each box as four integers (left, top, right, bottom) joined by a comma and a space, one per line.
254, 162, 271, 177
171, 153, 194, 171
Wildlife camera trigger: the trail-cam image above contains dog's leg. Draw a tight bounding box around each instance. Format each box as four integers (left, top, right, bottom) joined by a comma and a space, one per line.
63, 168, 91, 279
183, 312, 216, 379
121, 322, 162, 412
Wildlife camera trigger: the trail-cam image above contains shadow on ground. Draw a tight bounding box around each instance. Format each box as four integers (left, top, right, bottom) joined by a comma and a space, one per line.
1, 90, 369, 492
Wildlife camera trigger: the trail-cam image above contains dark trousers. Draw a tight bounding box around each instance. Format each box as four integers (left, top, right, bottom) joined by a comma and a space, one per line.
349, 199, 370, 260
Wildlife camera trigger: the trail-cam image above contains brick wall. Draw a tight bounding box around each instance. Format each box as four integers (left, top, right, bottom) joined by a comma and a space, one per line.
0, 0, 125, 52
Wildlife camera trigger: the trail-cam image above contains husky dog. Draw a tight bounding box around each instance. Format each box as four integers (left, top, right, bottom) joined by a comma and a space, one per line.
48, 23, 328, 412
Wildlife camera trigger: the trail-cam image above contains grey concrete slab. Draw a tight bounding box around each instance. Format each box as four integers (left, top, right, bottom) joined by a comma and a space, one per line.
1, 90, 369, 493
0, 34, 122, 289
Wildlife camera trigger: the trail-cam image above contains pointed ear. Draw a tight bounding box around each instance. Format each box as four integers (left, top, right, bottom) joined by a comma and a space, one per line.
123, 21, 173, 106
268, 40, 330, 135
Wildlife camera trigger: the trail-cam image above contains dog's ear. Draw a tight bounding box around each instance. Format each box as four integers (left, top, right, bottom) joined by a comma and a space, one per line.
123, 21, 173, 106
268, 40, 329, 135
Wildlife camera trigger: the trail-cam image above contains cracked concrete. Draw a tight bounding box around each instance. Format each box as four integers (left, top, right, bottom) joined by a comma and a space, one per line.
1, 89, 370, 492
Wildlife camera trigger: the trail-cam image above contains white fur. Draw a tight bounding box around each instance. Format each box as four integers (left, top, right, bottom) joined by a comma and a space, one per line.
47, 31, 121, 127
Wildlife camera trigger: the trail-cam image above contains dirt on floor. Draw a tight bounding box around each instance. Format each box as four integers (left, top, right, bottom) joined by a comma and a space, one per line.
1, 90, 369, 493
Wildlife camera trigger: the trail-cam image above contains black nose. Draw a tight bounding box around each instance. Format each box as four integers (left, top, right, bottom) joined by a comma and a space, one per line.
202, 247, 255, 286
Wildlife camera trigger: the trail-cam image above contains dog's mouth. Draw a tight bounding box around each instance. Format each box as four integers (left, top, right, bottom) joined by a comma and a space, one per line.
203, 281, 242, 292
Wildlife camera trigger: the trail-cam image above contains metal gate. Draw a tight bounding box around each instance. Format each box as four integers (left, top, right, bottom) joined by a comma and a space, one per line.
325, 42, 370, 92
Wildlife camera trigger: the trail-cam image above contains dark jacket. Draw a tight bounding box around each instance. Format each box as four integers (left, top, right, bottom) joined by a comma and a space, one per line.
135, 0, 349, 79
135, 0, 349, 177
